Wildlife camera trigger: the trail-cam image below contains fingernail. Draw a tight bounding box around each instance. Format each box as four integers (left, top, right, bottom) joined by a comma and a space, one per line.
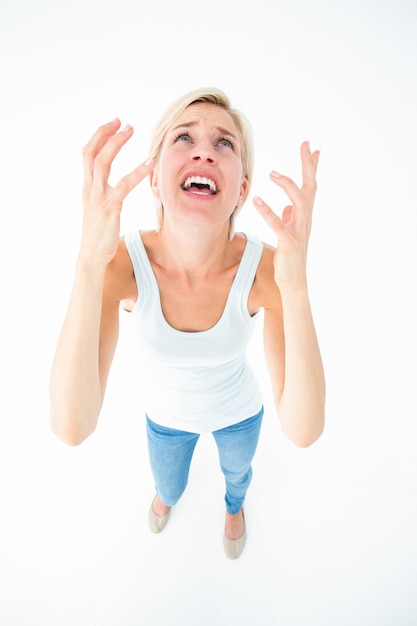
121, 124, 133, 133
254, 196, 263, 206
144, 156, 154, 166
270, 170, 282, 178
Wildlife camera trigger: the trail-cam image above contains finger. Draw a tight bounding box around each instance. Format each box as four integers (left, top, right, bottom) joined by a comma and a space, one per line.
268, 171, 313, 234
253, 196, 285, 236
282, 205, 293, 226
91, 124, 137, 195
82, 118, 121, 189
300, 141, 319, 192
111, 157, 155, 204
270, 171, 306, 210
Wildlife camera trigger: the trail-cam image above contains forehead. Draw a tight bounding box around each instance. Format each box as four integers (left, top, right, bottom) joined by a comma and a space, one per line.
171, 102, 240, 136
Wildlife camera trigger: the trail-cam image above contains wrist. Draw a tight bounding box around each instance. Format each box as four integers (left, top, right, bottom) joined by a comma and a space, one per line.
278, 282, 311, 313
277, 279, 308, 297
75, 251, 109, 279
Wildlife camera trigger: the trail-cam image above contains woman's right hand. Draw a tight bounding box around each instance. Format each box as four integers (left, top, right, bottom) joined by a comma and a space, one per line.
80, 118, 155, 266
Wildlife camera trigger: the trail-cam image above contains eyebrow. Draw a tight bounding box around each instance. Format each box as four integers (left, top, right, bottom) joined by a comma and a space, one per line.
171, 121, 239, 142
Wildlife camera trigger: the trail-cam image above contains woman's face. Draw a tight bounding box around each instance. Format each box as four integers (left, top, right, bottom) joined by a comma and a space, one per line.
151, 102, 248, 231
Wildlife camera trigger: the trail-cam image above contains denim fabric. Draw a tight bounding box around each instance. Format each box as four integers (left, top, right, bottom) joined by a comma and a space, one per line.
146, 406, 264, 514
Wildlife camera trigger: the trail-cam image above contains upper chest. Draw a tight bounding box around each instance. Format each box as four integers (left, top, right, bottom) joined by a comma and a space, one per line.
151, 263, 241, 332
121, 232, 272, 331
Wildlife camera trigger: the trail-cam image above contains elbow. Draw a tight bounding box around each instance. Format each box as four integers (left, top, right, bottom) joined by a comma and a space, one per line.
49, 409, 96, 447
49, 386, 100, 446
287, 426, 324, 448
54, 430, 90, 447
290, 412, 325, 448
276, 401, 325, 448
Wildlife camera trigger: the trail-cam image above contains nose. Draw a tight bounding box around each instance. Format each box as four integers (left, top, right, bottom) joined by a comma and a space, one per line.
190, 139, 216, 164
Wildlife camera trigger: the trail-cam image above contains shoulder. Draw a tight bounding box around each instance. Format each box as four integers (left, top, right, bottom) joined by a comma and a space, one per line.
249, 239, 282, 312
103, 236, 137, 307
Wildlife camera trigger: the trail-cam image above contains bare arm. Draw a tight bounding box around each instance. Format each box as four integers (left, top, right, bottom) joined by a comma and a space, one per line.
49, 256, 120, 445
255, 142, 325, 447
263, 285, 325, 447
49, 120, 154, 445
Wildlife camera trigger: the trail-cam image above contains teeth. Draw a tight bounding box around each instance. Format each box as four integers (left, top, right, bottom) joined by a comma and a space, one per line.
183, 176, 217, 193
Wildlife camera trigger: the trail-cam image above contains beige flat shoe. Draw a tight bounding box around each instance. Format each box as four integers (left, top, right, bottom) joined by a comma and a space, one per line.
223, 508, 246, 559
148, 497, 171, 534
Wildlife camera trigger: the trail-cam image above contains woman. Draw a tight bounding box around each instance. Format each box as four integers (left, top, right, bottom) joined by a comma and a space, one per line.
49, 88, 325, 559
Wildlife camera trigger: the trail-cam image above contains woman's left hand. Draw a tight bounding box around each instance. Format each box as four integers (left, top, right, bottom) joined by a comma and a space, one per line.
254, 141, 320, 291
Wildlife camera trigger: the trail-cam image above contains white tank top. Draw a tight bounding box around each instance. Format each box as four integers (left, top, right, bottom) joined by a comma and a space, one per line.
124, 230, 264, 434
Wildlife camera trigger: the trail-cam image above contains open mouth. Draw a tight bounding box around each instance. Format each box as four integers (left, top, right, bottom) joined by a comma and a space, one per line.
181, 175, 217, 195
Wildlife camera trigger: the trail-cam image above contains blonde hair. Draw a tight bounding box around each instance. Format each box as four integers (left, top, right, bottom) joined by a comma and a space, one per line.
149, 87, 254, 238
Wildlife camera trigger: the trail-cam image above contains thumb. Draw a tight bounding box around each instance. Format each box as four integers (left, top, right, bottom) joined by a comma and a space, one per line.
282, 205, 293, 226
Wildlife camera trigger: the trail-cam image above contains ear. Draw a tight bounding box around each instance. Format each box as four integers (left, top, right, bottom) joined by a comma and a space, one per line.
149, 168, 160, 198
237, 178, 249, 207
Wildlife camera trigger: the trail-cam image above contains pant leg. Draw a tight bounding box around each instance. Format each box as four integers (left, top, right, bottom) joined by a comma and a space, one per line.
212, 406, 264, 515
146, 415, 200, 507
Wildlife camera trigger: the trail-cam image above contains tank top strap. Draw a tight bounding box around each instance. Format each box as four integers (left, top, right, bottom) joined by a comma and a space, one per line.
124, 230, 155, 300
125, 230, 264, 317
230, 233, 263, 315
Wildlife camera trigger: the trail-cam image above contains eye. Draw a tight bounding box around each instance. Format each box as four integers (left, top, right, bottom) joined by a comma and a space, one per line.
218, 137, 234, 149
174, 133, 191, 143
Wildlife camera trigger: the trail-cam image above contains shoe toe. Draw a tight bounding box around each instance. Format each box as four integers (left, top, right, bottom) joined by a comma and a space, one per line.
148, 501, 171, 534
223, 529, 247, 559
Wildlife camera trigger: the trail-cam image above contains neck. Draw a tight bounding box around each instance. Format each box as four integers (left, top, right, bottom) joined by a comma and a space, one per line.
156, 220, 231, 275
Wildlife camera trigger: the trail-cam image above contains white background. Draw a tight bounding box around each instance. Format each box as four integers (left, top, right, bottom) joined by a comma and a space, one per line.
1, 0, 416, 624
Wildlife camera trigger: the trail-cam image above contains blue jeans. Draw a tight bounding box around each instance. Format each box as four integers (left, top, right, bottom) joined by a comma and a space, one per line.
145, 407, 264, 515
